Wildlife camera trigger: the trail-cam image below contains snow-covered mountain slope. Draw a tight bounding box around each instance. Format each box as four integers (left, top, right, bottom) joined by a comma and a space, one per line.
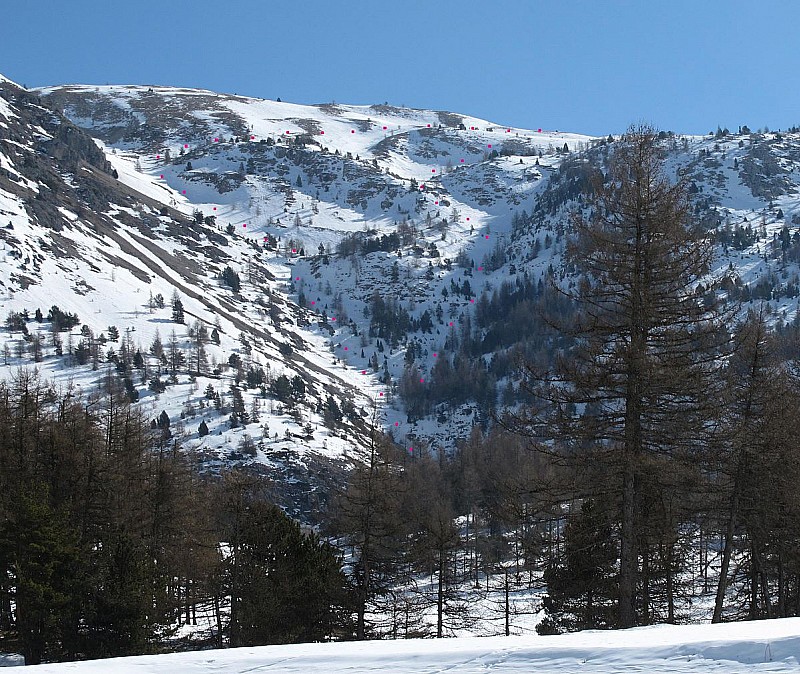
22, 618, 800, 672
33, 83, 595, 452
27, 82, 800, 467
0, 77, 393, 521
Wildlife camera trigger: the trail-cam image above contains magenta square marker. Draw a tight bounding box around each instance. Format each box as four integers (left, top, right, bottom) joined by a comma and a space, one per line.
311, 301, 315, 305
264, 236, 268, 241
251, 135, 255, 139
292, 248, 296, 253
379, 392, 383, 397
361, 370, 366, 374
295, 276, 300, 280
488, 144, 492, 148
332, 317, 336, 322
344, 346, 348, 350
213, 207, 217, 210
460, 159, 465, 163
485, 234, 489, 239
470, 299, 475, 303
214, 137, 218, 142
156, 154, 160, 159
432, 169, 436, 173
433, 352, 437, 357
351, 130, 355, 134
395, 422, 399, 426
507, 129, 510, 132
449, 322, 454, 326
427, 124, 431, 127
320, 130, 325, 134
466, 217, 470, 221
160, 174, 164, 179
383, 126, 387, 130
408, 447, 413, 453
243, 223, 247, 228
419, 185, 424, 190
286, 130, 290, 134
538, 128, 542, 132
435, 200, 439, 205
184, 144, 188, 148
182, 190, 186, 194
419, 378, 424, 383
478, 266, 483, 271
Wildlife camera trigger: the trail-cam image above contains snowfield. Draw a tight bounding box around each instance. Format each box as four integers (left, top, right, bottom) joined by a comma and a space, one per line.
16, 619, 800, 672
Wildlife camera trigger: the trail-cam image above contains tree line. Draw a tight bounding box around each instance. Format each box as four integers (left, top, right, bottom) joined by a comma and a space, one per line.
0, 370, 351, 665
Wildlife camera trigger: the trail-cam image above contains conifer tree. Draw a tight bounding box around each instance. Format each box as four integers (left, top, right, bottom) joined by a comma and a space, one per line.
527, 125, 730, 628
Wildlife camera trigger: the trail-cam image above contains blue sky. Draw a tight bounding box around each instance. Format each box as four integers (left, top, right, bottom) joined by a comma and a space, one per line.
2, 0, 798, 136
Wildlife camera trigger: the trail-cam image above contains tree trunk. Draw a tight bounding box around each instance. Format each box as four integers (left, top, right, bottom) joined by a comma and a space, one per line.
505, 568, 510, 636
619, 460, 638, 628
437, 548, 444, 638
713, 499, 738, 622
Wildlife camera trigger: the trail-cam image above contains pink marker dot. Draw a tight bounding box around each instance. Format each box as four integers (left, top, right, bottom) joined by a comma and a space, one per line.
184, 144, 188, 148
160, 174, 164, 179
420, 378, 424, 383
470, 299, 475, 303
285, 130, 290, 134
419, 185, 424, 190
263, 236, 268, 241
538, 128, 542, 133
408, 447, 413, 453
295, 276, 300, 280
383, 126, 387, 130
182, 190, 186, 194
466, 217, 470, 221
332, 317, 336, 322
320, 130, 325, 134
351, 130, 355, 134
292, 248, 296, 253
427, 124, 431, 128
214, 137, 218, 142
344, 346, 348, 350
488, 144, 492, 148
507, 129, 511, 132
251, 135, 255, 139
433, 353, 437, 357
379, 392, 384, 397
449, 322, 454, 326
243, 223, 247, 228
311, 301, 315, 305
156, 154, 160, 159
478, 266, 483, 271
435, 200, 439, 205
460, 159, 465, 163
213, 207, 217, 210
432, 169, 436, 173
361, 370, 367, 375
395, 422, 399, 426
485, 234, 489, 239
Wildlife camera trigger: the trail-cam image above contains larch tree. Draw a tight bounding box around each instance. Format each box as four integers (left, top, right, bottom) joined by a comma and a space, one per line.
530, 125, 730, 628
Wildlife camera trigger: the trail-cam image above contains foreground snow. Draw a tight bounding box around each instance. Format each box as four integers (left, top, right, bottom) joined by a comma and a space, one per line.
20, 619, 800, 672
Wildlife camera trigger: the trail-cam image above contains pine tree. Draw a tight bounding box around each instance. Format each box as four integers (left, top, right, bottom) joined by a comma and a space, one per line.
171, 291, 185, 324
223, 488, 351, 646
537, 500, 618, 634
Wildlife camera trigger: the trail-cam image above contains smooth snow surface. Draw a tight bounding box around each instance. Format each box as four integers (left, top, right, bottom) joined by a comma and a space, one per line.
21, 619, 800, 672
